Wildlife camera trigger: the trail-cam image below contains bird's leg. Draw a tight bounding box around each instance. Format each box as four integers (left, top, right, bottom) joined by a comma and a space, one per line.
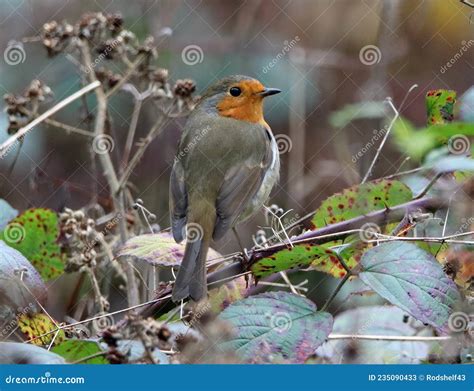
232, 227, 250, 261
232, 227, 251, 288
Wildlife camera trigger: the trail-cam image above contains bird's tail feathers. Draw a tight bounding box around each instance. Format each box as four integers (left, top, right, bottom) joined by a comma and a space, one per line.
172, 223, 212, 302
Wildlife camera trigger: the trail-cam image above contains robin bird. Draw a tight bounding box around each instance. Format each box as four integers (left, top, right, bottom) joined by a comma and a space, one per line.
170, 75, 281, 302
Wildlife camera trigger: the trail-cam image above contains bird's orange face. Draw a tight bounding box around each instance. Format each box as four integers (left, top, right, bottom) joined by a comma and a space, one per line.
217, 79, 280, 126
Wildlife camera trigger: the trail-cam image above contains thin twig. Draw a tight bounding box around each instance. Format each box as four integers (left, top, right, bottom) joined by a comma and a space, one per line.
361, 84, 418, 183
279, 271, 298, 295
414, 172, 443, 199
104, 54, 146, 98
44, 118, 93, 138
117, 113, 172, 192
379, 166, 424, 180
321, 273, 351, 312
122, 99, 142, 169
24, 294, 172, 345
0, 81, 100, 157
84, 266, 108, 314
327, 334, 451, 341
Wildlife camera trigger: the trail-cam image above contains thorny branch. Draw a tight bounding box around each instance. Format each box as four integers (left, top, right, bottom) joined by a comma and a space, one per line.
139, 194, 450, 318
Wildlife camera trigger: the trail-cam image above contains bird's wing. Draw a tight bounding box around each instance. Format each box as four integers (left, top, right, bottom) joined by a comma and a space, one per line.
169, 158, 188, 242
213, 127, 274, 241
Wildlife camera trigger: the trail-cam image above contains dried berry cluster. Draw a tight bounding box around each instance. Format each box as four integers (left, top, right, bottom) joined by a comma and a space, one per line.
42, 12, 124, 56
101, 316, 173, 364
59, 208, 102, 272
3, 80, 52, 134
39, 12, 198, 105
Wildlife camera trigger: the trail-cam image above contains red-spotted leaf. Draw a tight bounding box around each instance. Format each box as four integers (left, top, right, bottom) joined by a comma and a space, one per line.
219, 291, 333, 363
117, 232, 220, 266
18, 313, 65, 346
0, 209, 63, 281
251, 243, 358, 280
426, 89, 456, 125
359, 242, 461, 334
311, 179, 412, 228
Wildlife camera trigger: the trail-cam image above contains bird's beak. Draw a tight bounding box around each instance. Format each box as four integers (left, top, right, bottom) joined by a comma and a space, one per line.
259, 88, 281, 97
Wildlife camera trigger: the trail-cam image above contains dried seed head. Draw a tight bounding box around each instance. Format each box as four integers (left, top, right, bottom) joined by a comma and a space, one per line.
173, 79, 196, 99
150, 68, 169, 85
106, 13, 124, 34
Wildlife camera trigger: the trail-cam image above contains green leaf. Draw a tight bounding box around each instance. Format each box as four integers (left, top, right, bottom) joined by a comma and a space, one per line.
426, 89, 456, 125
0, 209, 63, 280
317, 306, 433, 363
311, 179, 413, 228
329, 101, 387, 128
0, 199, 18, 230
52, 340, 108, 364
392, 118, 474, 160
117, 232, 220, 266
219, 291, 333, 363
251, 243, 358, 280
359, 242, 461, 333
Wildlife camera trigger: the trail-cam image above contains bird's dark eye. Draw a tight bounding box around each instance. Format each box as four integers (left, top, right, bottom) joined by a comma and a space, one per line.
229, 87, 241, 97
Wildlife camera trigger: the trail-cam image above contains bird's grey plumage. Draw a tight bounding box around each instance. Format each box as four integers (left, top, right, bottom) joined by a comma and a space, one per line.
169, 76, 280, 302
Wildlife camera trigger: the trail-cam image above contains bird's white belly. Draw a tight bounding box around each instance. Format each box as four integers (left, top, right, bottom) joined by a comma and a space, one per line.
239, 134, 280, 222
